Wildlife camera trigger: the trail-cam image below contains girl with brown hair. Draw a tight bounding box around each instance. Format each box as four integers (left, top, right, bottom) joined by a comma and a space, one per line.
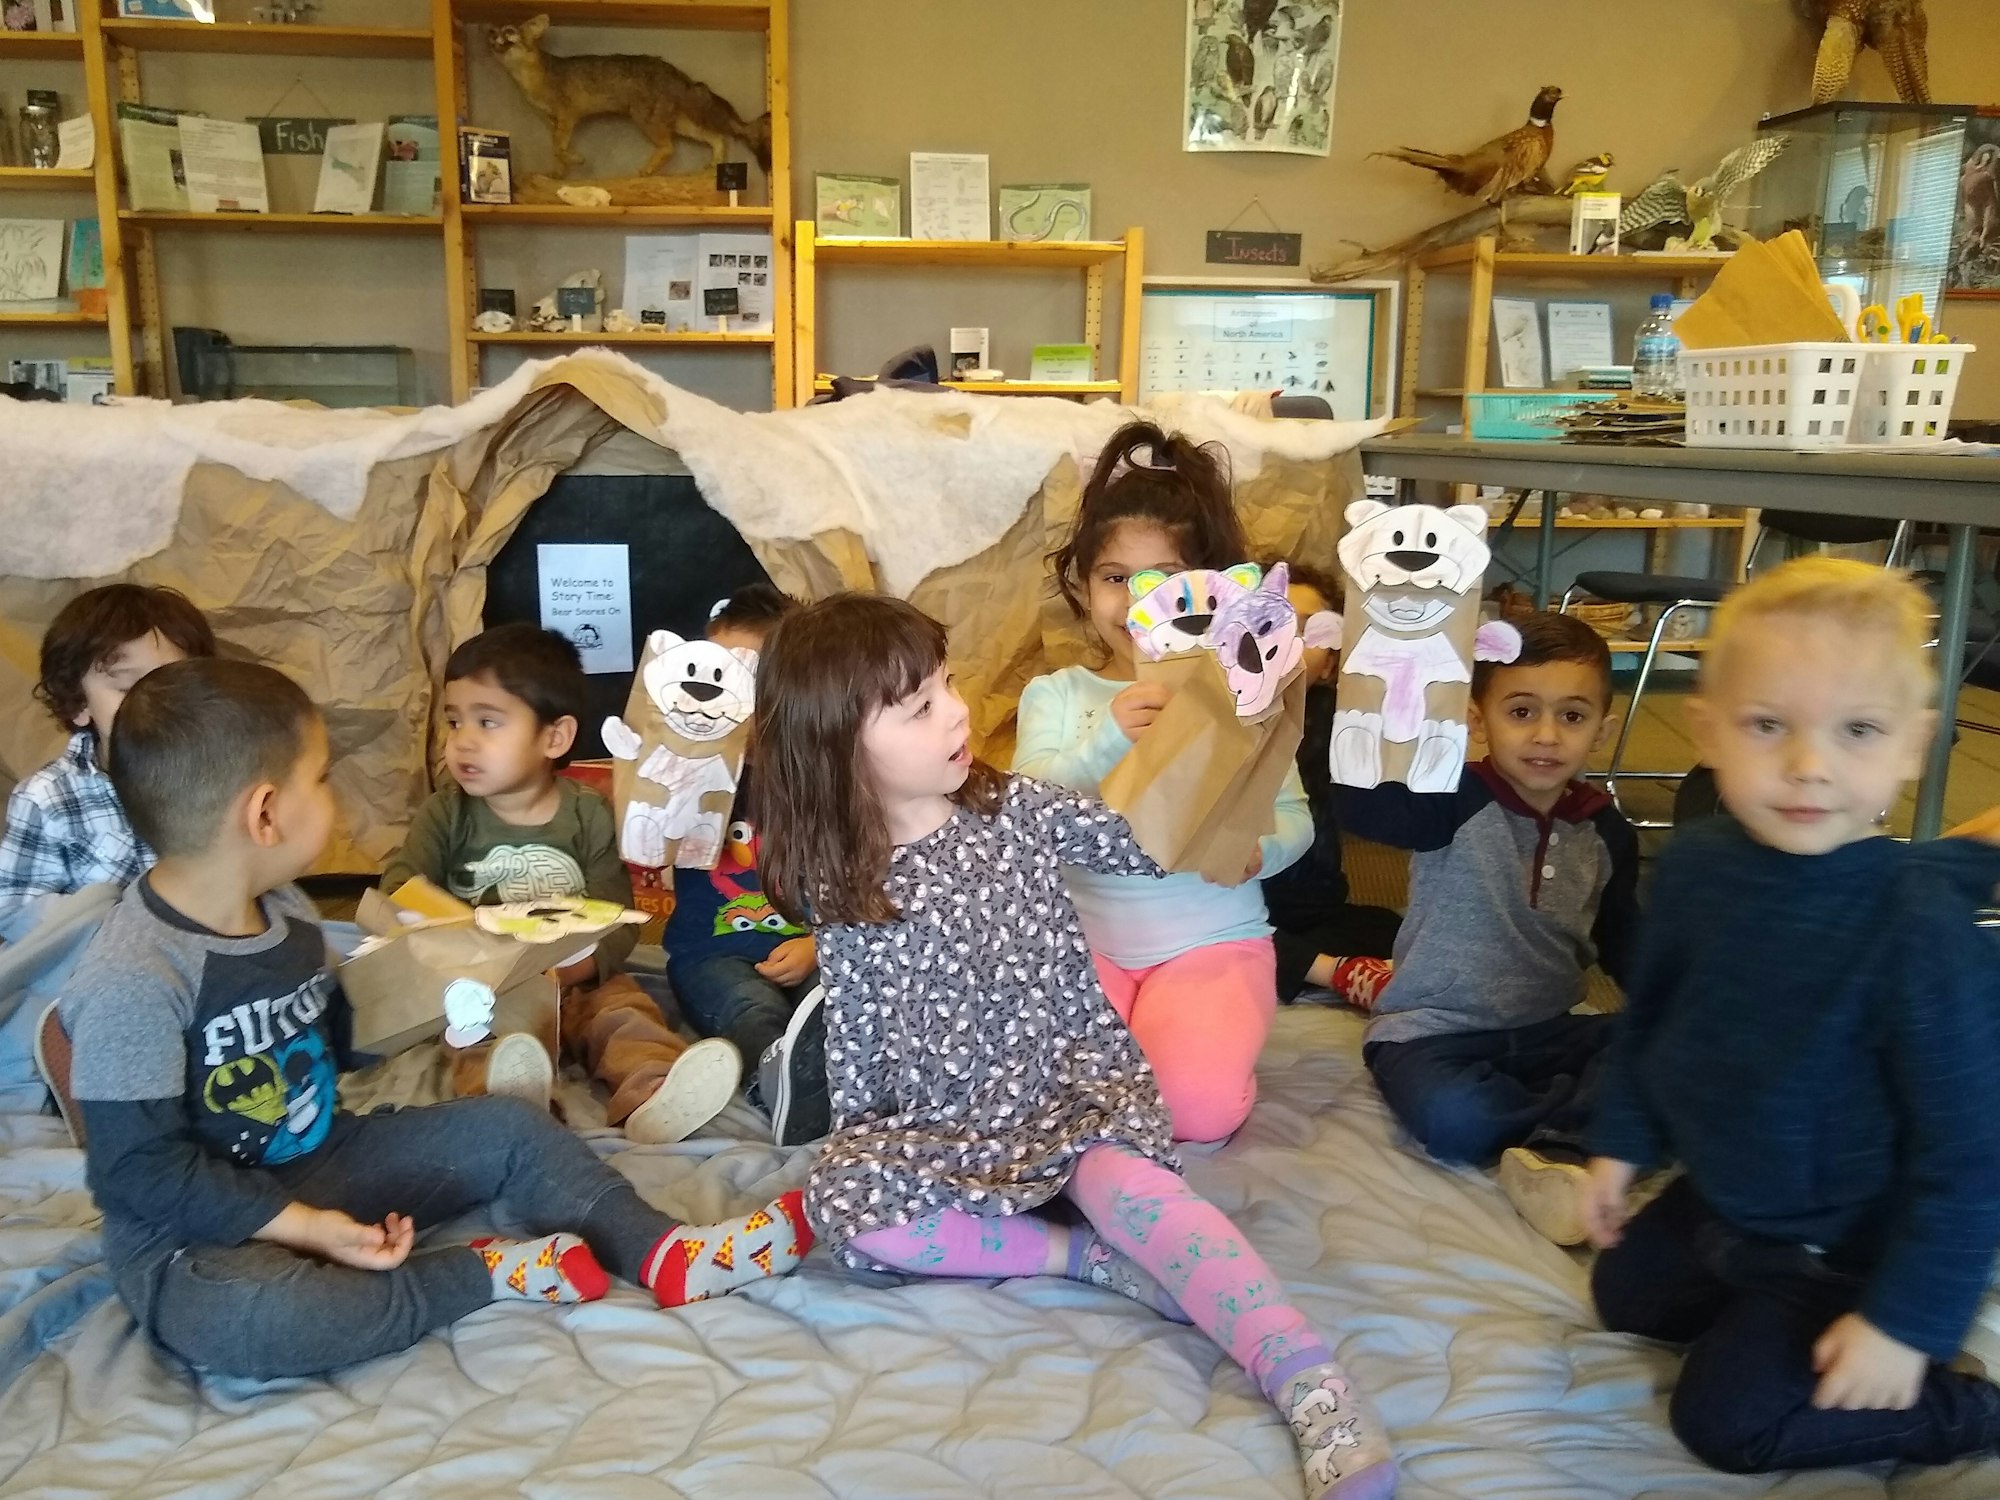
756, 592, 1395, 1500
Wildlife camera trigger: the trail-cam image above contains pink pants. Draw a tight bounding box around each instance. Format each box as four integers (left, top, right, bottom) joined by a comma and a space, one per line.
1094, 937, 1277, 1143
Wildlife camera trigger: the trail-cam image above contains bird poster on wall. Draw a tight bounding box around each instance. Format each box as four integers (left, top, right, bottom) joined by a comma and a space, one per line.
1948, 112, 2000, 297
1184, 0, 1339, 157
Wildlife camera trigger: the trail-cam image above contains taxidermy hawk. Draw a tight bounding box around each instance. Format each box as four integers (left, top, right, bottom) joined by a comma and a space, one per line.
1800, 0, 1930, 104
1618, 137, 1790, 251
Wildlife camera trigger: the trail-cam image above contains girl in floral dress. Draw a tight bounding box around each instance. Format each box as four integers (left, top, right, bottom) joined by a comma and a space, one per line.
755, 592, 1396, 1500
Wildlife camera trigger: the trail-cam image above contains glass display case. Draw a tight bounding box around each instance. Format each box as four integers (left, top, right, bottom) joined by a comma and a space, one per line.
171, 328, 418, 408
1745, 101, 1974, 321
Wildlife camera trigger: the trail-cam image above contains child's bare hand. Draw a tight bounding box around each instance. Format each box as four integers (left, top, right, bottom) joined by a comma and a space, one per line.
1812, 1314, 1925, 1411
1581, 1157, 1636, 1249
261, 1204, 414, 1270
1242, 849, 1264, 880
756, 936, 817, 988
1111, 683, 1173, 739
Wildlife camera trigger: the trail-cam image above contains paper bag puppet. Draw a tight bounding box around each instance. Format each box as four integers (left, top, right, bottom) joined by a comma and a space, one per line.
603, 630, 755, 870
1331, 501, 1521, 793
1099, 562, 1315, 887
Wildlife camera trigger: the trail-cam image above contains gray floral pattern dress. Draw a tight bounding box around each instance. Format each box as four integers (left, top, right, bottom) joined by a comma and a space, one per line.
809, 775, 1180, 1269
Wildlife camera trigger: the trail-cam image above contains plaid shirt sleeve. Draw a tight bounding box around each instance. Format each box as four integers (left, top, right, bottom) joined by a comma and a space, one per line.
0, 738, 147, 916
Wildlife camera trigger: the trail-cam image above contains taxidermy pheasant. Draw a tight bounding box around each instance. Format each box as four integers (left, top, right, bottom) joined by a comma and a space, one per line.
1618, 137, 1789, 251
1799, 0, 1929, 104
1374, 86, 1563, 204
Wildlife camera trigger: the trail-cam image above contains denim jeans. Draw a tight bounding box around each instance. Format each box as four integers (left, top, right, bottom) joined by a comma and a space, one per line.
670, 953, 817, 1076
110, 1095, 674, 1380
1364, 1011, 1611, 1166
1594, 1177, 2000, 1473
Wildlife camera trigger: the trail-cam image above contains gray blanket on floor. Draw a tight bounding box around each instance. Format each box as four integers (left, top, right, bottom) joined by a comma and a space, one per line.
0, 1008, 1994, 1499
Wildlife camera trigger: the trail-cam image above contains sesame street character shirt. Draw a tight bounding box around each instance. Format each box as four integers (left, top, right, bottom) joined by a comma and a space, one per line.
664, 776, 805, 969
62, 879, 354, 1253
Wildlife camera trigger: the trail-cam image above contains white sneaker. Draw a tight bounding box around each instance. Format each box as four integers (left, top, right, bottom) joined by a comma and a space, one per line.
1499, 1146, 1589, 1247
484, 1032, 554, 1110
1960, 1289, 2000, 1382
624, 1037, 742, 1145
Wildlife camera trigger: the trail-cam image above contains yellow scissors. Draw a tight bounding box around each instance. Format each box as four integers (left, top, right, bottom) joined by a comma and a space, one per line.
1860, 294, 1950, 343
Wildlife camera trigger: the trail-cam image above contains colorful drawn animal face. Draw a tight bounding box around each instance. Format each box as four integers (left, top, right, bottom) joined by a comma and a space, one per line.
1125, 564, 1263, 661
714, 892, 797, 938
474, 897, 641, 943
638, 631, 757, 744
1210, 562, 1305, 717
1337, 500, 1491, 597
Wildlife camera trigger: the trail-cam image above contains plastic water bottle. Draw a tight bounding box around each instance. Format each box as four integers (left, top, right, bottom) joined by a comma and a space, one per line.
1633, 293, 1683, 401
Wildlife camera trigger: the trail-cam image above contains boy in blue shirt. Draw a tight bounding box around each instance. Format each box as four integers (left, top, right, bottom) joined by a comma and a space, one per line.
61, 659, 812, 1380
1587, 557, 2000, 1473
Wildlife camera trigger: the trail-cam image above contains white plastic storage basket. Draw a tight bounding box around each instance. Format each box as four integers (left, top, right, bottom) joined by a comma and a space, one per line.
1681, 343, 1867, 449
1850, 342, 1976, 445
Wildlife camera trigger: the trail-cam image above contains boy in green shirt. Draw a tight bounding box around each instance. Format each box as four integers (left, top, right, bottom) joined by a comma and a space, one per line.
383, 625, 738, 1143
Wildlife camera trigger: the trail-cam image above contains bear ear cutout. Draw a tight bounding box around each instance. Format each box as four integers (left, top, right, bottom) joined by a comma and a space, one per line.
1344, 499, 1390, 529
728, 646, 759, 670
1128, 569, 1170, 598
1444, 503, 1491, 534
646, 629, 686, 656
1223, 562, 1264, 590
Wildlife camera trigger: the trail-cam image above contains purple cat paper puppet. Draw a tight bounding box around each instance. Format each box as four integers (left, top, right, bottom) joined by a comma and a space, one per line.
1211, 563, 1307, 719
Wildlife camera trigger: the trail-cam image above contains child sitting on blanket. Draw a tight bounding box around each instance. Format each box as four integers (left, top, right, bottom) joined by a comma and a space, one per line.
1584, 558, 2000, 1475
381, 624, 737, 1143
1258, 560, 1400, 1010
0, 584, 216, 934
662, 584, 829, 1147
1015, 420, 1311, 1144
61, 658, 812, 1381
1339, 611, 1640, 1247
755, 592, 1396, 1500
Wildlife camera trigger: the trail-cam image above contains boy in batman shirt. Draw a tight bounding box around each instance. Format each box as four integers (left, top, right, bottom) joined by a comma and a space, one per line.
60, 659, 812, 1381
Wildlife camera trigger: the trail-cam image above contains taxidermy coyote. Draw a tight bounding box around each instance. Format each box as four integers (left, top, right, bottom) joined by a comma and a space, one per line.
488, 15, 772, 177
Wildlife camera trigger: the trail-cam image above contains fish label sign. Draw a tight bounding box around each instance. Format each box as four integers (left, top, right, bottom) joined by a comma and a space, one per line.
1206, 230, 1303, 266
255, 117, 354, 156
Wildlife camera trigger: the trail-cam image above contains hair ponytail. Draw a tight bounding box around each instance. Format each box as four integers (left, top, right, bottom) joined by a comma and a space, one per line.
1052, 420, 1247, 617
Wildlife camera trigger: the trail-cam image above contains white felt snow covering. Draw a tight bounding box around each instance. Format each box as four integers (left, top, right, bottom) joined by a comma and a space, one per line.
0, 352, 1383, 590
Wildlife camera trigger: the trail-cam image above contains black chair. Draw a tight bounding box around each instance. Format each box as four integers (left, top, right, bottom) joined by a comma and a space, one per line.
1560, 570, 1731, 828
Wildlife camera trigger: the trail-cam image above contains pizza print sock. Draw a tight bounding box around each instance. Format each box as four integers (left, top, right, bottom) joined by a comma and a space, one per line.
468, 1234, 609, 1304
644, 1190, 815, 1307
1065, 1145, 1396, 1498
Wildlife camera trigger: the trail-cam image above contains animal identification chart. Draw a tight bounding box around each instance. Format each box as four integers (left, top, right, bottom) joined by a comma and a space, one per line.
1139, 285, 1376, 418
538, 544, 633, 675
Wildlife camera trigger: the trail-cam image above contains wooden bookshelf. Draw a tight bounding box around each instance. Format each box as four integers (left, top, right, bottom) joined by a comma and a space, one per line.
0, 30, 84, 57
99, 19, 433, 57
119, 211, 443, 233
441, 0, 791, 403
0, 309, 108, 325
0, 167, 96, 191
793, 221, 1144, 407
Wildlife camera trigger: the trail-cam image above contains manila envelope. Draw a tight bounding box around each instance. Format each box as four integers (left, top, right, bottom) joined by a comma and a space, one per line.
1100, 650, 1307, 888
340, 878, 586, 1057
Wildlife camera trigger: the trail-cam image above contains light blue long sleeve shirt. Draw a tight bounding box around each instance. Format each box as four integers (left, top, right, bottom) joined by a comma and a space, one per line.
1014, 666, 1311, 969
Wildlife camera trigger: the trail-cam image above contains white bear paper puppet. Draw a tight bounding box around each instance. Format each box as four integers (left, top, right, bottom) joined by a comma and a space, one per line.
1332, 500, 1521, 794
602, 630, 756, 871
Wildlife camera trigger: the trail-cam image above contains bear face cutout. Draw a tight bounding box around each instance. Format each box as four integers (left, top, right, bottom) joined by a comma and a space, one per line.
638, 632, 757, 743
1336, 500, 1492, 598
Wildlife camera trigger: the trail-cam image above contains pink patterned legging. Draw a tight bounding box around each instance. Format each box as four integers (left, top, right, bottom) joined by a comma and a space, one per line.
847, 1142, 1332, 1404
